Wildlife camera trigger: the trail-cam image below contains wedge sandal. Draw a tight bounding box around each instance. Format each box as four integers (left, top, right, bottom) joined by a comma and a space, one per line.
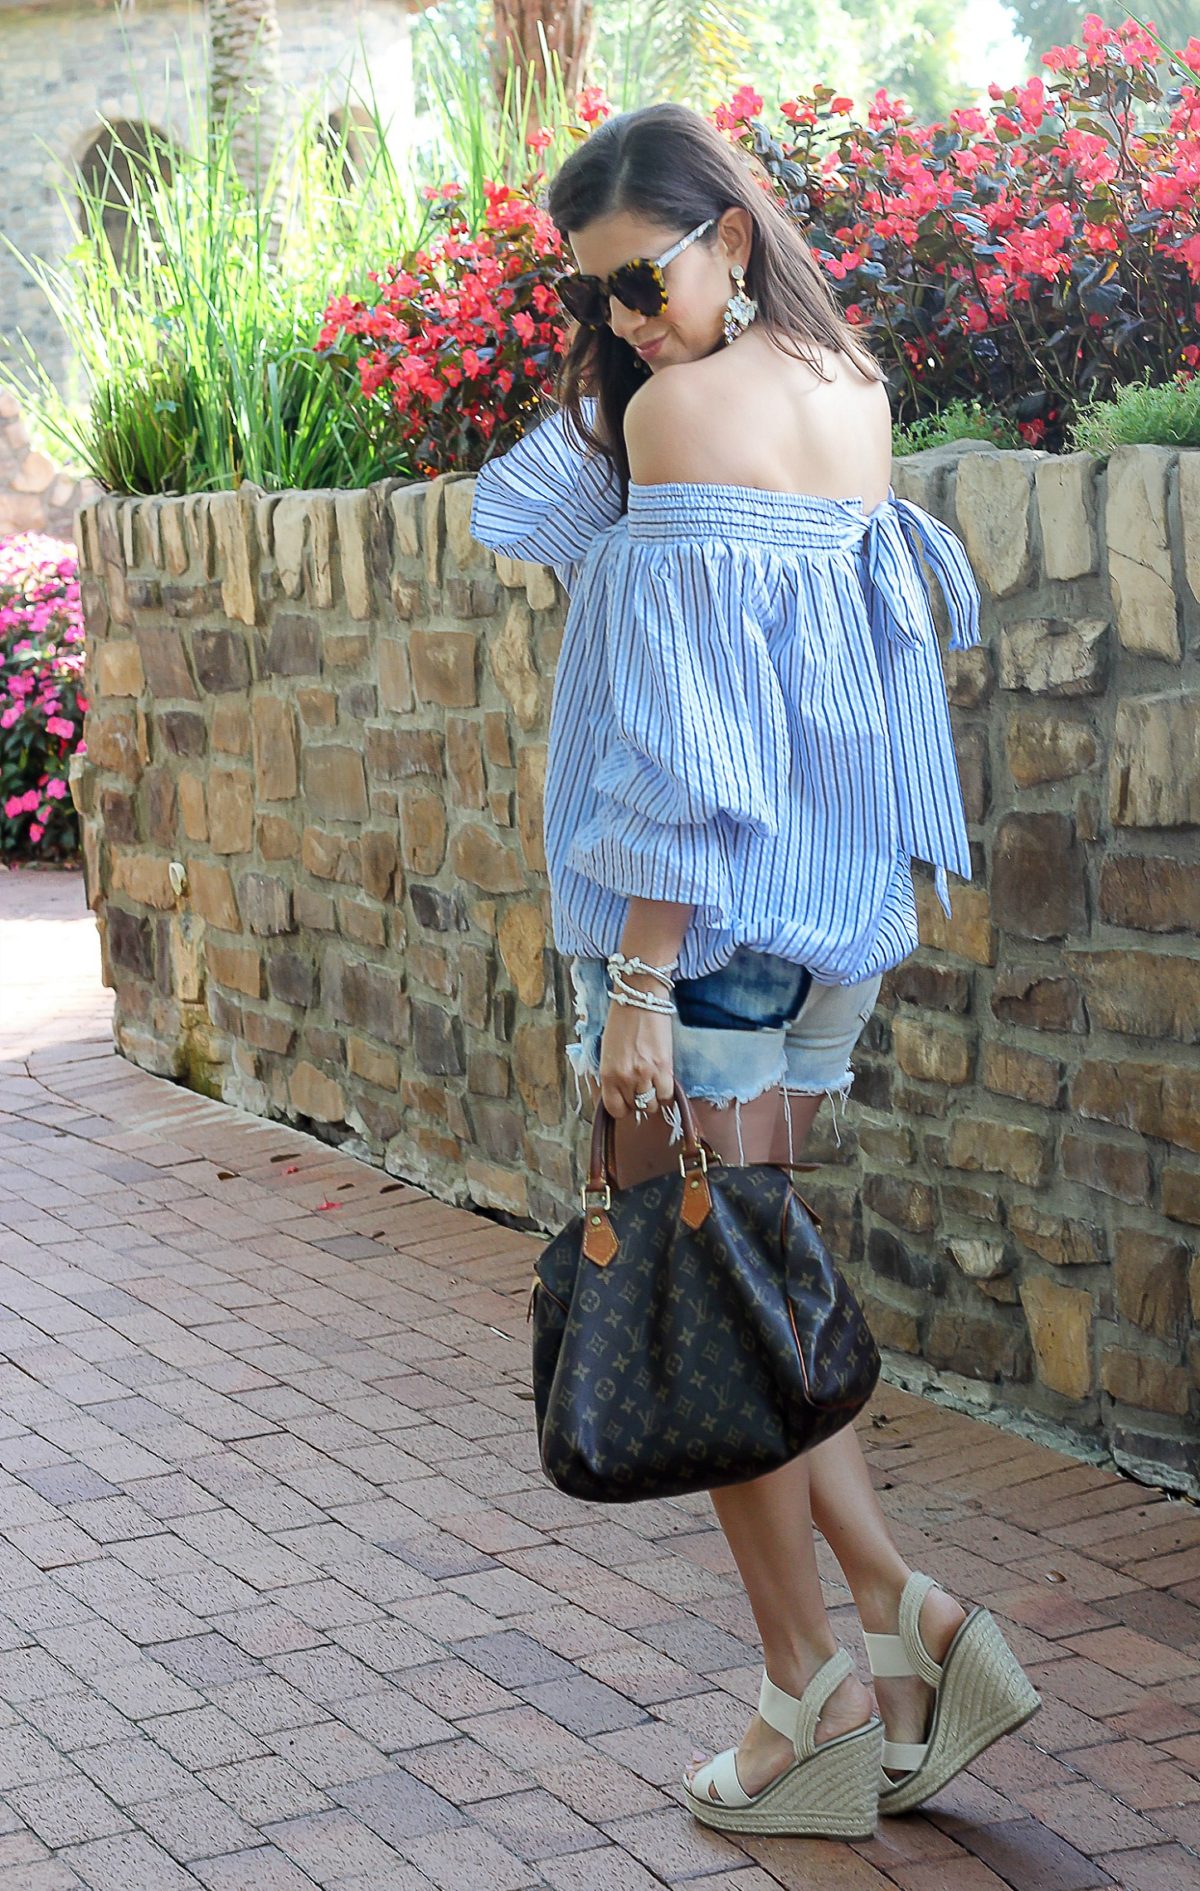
865, 1571, 1041, 1816
683, 1647, 883, 1838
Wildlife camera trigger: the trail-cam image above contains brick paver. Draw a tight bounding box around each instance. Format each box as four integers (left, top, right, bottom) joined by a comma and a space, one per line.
1, 867, 1199, 1889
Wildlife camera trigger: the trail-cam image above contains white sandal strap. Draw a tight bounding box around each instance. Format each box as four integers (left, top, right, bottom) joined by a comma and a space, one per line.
690, 1746, 752, 1808
898, 1572, 944, 1688
862, 1630, 913, 1678
882, 1737, 929, 1772
863, 1574, 945, 1689
759, 1647, 853, 1761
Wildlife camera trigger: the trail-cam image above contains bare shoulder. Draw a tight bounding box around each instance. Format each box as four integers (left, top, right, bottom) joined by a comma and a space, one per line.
794, 340, 889, 417
623, 361, 715, 483
625, 334, 892, 497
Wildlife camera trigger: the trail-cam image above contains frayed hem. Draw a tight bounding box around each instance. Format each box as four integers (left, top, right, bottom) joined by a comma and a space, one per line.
681, 1061, 792, 1162
782, 1075, 855, 1147
565, 1042, 600, 1119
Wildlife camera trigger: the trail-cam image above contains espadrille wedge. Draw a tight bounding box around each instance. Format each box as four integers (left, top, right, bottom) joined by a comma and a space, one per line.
683, 1647, 883, 1837
866, 1572, 1041, 1817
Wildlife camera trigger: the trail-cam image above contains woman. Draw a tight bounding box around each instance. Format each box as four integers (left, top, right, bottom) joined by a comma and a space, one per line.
470, 101, 1038, 1841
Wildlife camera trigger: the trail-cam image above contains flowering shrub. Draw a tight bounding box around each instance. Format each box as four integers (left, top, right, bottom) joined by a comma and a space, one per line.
318, 178, 570, 473
0, 536, 86, 861
324, 27, 1200, 458
724, 19, 1200, 444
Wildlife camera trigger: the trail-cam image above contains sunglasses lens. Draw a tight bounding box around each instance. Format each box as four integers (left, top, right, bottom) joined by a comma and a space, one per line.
613, 261, 666, 317
555, 273, 608, 326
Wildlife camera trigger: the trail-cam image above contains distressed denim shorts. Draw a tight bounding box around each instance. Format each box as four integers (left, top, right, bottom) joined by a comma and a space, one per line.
566, 946, 884, 1158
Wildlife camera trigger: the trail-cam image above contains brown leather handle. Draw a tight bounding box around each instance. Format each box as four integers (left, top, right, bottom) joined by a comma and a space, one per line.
585, 1079, 704, 1196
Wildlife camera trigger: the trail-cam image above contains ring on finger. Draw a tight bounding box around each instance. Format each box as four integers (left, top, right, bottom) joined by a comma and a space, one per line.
633, 1087, 656, 1110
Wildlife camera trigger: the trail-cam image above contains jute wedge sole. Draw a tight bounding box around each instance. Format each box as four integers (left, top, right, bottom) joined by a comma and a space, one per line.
865, 1565, 1043, 1815
684, 1647, 883, 1839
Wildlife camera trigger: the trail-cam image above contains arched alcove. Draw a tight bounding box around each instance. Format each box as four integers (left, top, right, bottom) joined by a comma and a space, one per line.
321, 104, 380, 189
76, 122, 175, 270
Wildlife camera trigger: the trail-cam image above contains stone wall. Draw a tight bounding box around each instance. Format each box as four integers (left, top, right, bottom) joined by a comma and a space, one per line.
71, 443, 1200, 1494
0, 393, 98, 539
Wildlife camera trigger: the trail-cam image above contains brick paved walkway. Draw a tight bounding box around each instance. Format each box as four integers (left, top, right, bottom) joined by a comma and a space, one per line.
1, 868, 1200, 1891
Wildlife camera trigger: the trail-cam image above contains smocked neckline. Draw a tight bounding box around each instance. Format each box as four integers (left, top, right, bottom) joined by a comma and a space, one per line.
628, 479, 874, 515
623, 481, 894, 546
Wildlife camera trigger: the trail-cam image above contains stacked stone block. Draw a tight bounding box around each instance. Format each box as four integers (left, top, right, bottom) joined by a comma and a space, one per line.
841, 442, 1199, 1494
0, 393, 96, 537
72, 441, 1200, 1493
73, 471, 571, 1232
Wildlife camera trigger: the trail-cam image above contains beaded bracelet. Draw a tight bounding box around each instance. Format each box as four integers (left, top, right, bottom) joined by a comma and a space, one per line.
606, 963, 677, 1014
609, 983, 677, 1015
606, 951, 678, 990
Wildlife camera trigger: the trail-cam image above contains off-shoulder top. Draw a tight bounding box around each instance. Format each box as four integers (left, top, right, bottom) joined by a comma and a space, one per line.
469, 403, 981, 985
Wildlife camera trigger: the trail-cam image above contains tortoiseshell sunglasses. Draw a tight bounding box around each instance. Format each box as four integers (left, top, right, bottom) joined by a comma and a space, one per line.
554, 218, 716, 327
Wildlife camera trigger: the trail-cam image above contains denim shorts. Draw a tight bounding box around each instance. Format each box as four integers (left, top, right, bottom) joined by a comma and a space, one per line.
566, 946, 884, 1157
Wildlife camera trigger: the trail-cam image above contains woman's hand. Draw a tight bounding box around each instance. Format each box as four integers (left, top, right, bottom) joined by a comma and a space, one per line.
598, 899, 691, 1119
598, 991, 675, 1119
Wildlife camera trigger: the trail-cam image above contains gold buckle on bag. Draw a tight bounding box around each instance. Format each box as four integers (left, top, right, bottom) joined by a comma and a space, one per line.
581, 1181, 612, 1213
678, 1142, 712, 1228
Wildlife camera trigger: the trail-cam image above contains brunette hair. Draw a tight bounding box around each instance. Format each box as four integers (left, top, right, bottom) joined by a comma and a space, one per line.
546, 101, 881, 498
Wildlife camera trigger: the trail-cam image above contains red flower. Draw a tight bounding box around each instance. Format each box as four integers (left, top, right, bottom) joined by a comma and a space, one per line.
731, 84, 764, 120
577, 84, 611, 125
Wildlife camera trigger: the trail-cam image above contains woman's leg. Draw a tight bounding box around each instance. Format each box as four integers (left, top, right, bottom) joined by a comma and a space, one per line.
679, 1086, 874, 1796
777, 1089, 967, 1766
806, 1424, 966, 1765
687, 1084, 966, 1782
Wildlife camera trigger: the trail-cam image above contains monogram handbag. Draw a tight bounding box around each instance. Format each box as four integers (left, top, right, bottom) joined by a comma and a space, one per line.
529, 1082, 880, 1503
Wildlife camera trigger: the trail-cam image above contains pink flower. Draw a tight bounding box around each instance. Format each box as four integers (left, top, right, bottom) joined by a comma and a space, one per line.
731, 84, 764, 121
45, 778, 68, 800
45, 716, 75, 739
577, 85, 611, 126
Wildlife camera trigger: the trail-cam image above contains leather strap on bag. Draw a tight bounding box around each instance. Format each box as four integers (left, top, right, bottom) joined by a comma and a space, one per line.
582, 1080, 712, 1264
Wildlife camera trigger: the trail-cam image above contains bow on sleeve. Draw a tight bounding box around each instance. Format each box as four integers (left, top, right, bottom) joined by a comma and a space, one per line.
864, 497, 982, 917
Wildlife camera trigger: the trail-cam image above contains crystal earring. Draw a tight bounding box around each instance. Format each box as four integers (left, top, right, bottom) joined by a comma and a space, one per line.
723, 262, 757, 345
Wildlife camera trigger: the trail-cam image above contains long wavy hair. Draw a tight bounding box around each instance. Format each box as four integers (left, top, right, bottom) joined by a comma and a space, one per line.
546, 102, 881, 499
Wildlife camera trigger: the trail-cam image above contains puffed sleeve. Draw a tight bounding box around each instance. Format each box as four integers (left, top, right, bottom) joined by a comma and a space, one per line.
566, 537, 791, 923
468, 399, 623, 591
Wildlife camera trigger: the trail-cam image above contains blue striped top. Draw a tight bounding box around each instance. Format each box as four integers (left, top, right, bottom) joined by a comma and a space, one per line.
469, 404, 981, 985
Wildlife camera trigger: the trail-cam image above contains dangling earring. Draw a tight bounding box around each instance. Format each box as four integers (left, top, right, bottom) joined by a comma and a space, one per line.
723, 262, 757, 345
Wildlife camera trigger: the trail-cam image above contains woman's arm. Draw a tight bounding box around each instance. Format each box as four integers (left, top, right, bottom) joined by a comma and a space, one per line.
596, 380, 710, 1118
598, 896, 692, 1120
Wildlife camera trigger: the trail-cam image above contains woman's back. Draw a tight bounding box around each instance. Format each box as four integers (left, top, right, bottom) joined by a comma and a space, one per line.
623, 328, 894, 511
